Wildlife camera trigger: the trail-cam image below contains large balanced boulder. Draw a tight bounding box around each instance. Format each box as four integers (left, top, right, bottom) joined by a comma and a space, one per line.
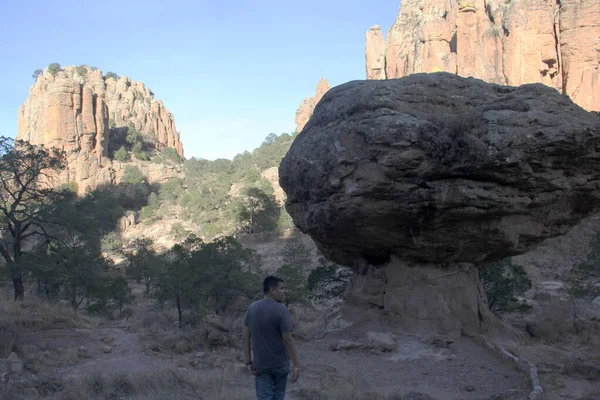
279, 73, 600, 336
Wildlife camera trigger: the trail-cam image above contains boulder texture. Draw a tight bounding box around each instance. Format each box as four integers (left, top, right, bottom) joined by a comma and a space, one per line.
17, 65, 184, 193
279, 73, 600, 336
366, 0, 600, 112
294, 78, 331, 133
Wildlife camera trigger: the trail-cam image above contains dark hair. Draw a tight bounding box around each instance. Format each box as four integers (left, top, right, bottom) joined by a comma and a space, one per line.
263, 276, 284, 294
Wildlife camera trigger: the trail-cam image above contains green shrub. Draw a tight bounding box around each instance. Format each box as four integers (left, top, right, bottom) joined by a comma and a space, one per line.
105, 71, 119, 80
121, 166, 145, 185
76, 65, 88, 77
161, 147, 183, 163
47, 63, 61, 76
479, 259, 532, 313
60, 181, 79, 194
32, 69, 43, 79
101, 232, 123, 254
114, 146, 128, 162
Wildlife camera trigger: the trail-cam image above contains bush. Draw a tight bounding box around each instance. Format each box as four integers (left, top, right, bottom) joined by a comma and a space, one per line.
76, 65, 88, 77
114, 146, 128, 162
161, 147, 183, 163
47, 63, 61, 76
60, 181, 79, 194
32, 69, 43, 79
479, 259, 532, 313
105, 71, 119, 80
101, 232, 123, 253
121, 166, 145, 185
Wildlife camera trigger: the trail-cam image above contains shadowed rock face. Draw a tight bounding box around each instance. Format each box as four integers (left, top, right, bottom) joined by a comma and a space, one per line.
279, 73, 600, 336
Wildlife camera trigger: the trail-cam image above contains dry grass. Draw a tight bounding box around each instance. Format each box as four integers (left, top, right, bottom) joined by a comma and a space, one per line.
1, 364, 252, 400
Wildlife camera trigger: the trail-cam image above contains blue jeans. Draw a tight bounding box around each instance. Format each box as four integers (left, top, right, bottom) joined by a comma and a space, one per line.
254, 366, 289, 400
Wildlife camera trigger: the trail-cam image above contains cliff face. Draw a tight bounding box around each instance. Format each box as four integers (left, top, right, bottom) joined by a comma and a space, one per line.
366, 0, 600, 111
294, 78, 331, 133
17, 65, 184, 192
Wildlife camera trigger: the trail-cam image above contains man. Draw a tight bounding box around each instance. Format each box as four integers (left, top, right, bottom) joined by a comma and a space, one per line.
243, 276, 301, 400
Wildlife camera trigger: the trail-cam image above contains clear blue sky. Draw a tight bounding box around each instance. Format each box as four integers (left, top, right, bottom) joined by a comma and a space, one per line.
1, 0, 399, 160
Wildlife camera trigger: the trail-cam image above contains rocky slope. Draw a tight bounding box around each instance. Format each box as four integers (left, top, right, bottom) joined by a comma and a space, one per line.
17, 65, 184, 193
366, 0, 600, 111
294, 78, 331, 133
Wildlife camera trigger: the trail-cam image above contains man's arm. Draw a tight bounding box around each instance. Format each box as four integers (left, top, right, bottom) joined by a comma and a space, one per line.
282, 332, 300, 368
242, 324, 252, 364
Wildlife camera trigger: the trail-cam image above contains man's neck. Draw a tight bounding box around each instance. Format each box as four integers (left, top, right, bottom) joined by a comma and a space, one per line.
264, 295, 277, 302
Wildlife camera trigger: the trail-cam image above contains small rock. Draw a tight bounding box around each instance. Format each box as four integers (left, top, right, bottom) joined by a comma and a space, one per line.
101, 336, 115, 344
592, 297, 600, 307
194, 351, 206, 358
102, 346, 113, 354
330, 340, 362, 351
207, 331, 227, 346
465, 385, 475, 392
205, 315, 229, 332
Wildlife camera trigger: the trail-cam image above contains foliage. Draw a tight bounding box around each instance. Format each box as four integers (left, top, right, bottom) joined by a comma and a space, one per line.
170, 222, 189, 240
25, 191, 132, 315
114, 146, 128, 162
233, 185, 279, 233
140, 192, 159, 220
275, 237, 312, 305
158, 132, 295, 238
151, 235, 261, 326
307, 258, 352, 301
76, 65, 88, 77
47, 63, 61, 76
32, 69, 43, 79
0, 137, 66, 299
60, 181, 79, 194
121, 166, 145, 185
161, 147, 183, 163
105, 71, 119, 80
101, 232, 123, 254
568, 231, 600, 299
158, 179, 184, 202
125, 237, 161, 294
479, 259, 532, 313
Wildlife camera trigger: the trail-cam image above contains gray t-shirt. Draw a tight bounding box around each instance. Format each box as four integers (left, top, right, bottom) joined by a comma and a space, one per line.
244, 298, 293, 369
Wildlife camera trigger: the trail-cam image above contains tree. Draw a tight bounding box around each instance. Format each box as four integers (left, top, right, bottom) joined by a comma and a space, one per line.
479, 259, 532, 313
32, 69, 43, 80
0, 137, 65, 300
26, 189, 129, 313
234, 186, 279, 233
121, 166, 145, 185
151, 235, 261, 326
105, 71, 119, 80
114, 146, 128, 162
276, 237, 312, 305
47, 63, 61, 76
125, 237, 161, 294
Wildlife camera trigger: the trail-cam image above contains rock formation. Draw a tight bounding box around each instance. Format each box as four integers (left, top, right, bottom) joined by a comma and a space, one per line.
279, 73, 600, 337
294, 78, 331, 132
366, 0, 600, 111
17, 65, 184, 193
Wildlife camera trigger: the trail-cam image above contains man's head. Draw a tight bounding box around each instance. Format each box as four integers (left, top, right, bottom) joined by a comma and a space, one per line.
263, 275, 285, 303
